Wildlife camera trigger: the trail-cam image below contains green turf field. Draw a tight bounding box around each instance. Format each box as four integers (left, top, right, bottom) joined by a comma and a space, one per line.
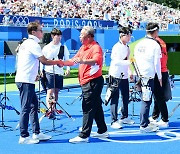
0, 67, 109, 92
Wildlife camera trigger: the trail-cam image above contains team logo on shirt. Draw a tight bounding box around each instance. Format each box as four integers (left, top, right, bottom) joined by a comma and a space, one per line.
137, 47, 146, 53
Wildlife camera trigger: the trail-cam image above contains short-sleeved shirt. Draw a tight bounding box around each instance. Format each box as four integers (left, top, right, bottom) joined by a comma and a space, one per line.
42, 42, 70, 75
134, 37, 162, 79
72, 41, 103, 85
15, 35, 43, 84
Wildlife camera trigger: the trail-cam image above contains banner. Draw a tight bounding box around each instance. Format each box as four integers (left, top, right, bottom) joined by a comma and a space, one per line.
42, 17, 114, 29
0, 15, 179, 31
0, 15, 41, 27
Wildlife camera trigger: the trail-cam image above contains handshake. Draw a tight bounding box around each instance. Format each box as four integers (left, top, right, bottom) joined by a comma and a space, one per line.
56, 58, 78, 67
57, 59, 64, 67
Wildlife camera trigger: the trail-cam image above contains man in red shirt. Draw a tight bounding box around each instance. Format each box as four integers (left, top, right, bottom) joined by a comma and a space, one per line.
149, 36, 172, 128
62, 26, 108, 143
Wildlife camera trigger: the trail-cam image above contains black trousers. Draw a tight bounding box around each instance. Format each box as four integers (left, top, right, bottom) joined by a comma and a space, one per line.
152, 72, 169, 122
79, 76, 107, 138
110, 78, 129, 123
16, 83, 40, 137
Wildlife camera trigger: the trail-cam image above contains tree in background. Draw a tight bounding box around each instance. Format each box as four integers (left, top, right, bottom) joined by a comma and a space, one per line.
148, 0, 180, 9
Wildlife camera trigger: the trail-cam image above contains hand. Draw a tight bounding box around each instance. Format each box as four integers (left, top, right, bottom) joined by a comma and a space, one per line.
73, 58, 84, 64
129, 74, 134, 82
159, 79, 162, 87
64, 70, 70, 77
57, 60, 64, 67
35, 75, 40, 81
130, 57, 136, 63
39, 71, 44, 77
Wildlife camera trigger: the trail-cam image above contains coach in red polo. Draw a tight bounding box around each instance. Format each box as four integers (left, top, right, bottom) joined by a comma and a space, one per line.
62, 26, 108, 143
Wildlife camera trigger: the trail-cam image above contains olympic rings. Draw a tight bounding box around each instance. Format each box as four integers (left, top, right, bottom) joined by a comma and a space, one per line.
12, 16, 29, 26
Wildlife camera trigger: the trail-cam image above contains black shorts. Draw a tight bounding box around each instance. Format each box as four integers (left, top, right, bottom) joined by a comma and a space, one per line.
45, 72, 63, 90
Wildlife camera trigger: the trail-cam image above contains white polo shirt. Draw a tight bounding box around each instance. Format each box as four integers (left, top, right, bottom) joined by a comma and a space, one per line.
41, 42, 70, 75
134, 36, 162, 79
109, 40, 131, 79
15, 35, 43, 84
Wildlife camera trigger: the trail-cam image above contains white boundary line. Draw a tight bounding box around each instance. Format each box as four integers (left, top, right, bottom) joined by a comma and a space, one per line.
91, 124, 180, 143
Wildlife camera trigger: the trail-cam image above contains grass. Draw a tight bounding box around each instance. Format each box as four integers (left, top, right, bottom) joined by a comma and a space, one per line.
0, 67, 109, 92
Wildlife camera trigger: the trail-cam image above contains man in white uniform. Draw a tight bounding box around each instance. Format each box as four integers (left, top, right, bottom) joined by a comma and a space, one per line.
108, 26, 134, 129
41, 28, 70, 118
134, 22, 162, 133
15, 22, 63, 144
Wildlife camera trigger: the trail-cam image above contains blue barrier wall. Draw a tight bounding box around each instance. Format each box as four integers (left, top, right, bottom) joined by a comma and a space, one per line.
43, 28, 179, 51
0, 15, 41, 27
0, 15, 114, 29
0, 20, 179, 74
42, 17, 114, 28
0, 55, 16, 74
1, 14, 179, 31
0, 26, 28, 41
0, 14, 179, 52
0, 41, 4, 55
0, 26, 179, 52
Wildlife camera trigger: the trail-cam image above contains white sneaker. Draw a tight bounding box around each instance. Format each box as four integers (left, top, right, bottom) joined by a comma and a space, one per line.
149, 117, 157, 124
32, 133, 52, 141
120, 118, 135, 125
91, 131, 109, 138
140, 124, 159, 133
19, 136, 39, 144
79, 127, 82, 132
157, 120, 169, 128
148, 122, 158, 127
111, 121, 123, 129
69, 136, 89, 143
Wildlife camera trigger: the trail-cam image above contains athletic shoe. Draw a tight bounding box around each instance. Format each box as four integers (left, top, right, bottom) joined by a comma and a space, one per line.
149, 116, 157, 124
120, 118, 135, 125
111, 121, 123, 129
157, 120, 169, 128
69, 136, 89, 143
140, 124, 159, 133
32, 133, 52, 141
19, 136, 39, 144
148, 122, 158, 127
91, 131, 109, 138
79, 127, 82, 131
